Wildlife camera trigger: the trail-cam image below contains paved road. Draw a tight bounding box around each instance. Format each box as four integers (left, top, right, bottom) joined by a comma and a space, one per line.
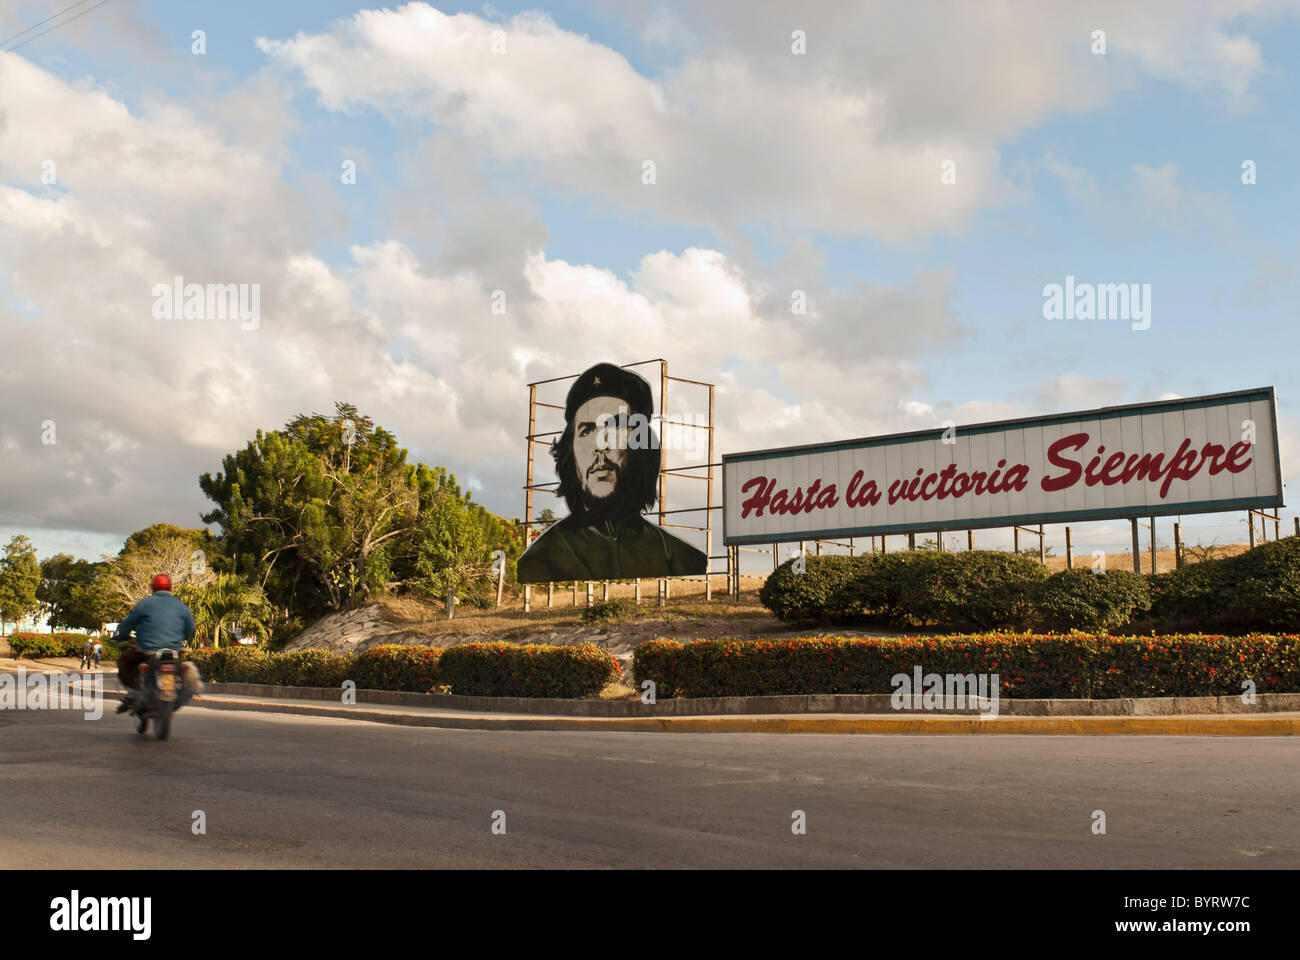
3, 705, 1297, 868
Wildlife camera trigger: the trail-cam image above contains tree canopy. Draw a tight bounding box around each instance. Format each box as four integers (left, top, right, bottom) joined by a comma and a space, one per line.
199, 402, 524, 625
0, 535, 41, 632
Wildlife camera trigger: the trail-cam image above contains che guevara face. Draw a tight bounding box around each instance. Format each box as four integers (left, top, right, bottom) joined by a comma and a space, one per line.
573, 395, 629, 502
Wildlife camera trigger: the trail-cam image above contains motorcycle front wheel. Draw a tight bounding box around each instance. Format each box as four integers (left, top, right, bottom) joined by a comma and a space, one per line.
154, 700, 171, 741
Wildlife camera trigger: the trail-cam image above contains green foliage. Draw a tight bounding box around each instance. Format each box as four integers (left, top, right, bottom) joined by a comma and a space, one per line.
1146, 536, 1300, 633
761, 550, 1046, 629
7, 632, 102, 659
189, 641, 616, 698
0, 535, 41, 629
120, 523, 221, 560
200, 403, 420, 616
581, 598, 640, 624
758, 555, 861, 623
415, 487, 489, 600
265, 650, 353, 687
186, 646, 272, 683
633, 634, 1300, 699
199, 403, 524, 627
351, 644, 443, 691
38, 555, 116, 631
437, 642, 620, 698
1036, 569, 1151, 633
176, 572, 273, 647
99, 525, 222, 624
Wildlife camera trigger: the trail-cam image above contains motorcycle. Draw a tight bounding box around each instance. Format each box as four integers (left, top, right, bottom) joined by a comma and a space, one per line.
127, 649, 195, 740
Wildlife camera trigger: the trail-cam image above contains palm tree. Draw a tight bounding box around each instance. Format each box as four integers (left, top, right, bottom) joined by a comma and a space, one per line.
181, 574, 273, 648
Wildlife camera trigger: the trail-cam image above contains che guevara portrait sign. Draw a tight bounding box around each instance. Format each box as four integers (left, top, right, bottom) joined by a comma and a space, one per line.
517, 362, 708, 583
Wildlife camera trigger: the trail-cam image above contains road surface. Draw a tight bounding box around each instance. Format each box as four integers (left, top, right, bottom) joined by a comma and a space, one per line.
3, 706, 1296, 868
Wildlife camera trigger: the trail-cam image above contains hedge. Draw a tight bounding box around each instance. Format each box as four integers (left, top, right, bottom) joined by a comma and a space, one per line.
633, 634, 1300, 700
758, 536, 1300, 635
351, 645, 442, 692
437, 642, 620, 698
7, 632, 117, 659
188, 642, 616, 698
1145, 536, 1300, 633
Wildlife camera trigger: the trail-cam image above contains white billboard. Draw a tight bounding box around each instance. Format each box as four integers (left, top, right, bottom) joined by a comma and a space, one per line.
722, 388, 1283, 545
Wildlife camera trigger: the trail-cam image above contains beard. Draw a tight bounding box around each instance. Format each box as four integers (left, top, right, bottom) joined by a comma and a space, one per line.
577, 459, 629, 520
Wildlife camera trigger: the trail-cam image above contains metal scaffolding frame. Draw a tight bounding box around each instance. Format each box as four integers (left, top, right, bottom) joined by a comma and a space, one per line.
522, 359, 721, 611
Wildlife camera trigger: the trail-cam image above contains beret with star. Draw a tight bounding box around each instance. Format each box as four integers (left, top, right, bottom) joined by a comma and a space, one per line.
564, 362, 654, 422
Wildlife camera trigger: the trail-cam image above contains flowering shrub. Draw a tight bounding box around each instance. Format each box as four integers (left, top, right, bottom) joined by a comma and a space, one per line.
633, 634, 1300, 699
351, 645, 442, 692
189, 641, 616, 697
188, 646, 273, 683
8, 632, 106, 659
437, 642, 620, 698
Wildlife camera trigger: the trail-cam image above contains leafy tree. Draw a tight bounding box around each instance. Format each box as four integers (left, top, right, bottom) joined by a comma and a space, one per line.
0, 535, 41, 634
178, 573, 273, 648
99, 526, 217, 619
200, 403, 423, 616
121, 523, 221, 559
416, 489, 490, 617
38, 555, 116, 632
201, 403, 529, 625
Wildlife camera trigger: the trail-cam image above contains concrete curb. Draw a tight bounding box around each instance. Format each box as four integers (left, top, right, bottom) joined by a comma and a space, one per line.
202, 681, 1300, 718
92, 688, 1300, 735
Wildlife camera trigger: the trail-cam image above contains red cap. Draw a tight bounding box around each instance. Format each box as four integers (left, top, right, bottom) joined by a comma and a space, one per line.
150, 574, 172, 593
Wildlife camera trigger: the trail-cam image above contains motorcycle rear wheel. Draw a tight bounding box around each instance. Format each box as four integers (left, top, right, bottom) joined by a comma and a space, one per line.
154, 700, 171, 741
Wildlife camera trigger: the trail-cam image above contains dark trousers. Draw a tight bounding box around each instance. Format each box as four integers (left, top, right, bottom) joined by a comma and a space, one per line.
117, 649, 150, 689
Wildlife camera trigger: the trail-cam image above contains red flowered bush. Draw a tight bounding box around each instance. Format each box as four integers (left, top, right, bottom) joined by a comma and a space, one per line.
437, 642, 619, 698
633, 634, 1300, 699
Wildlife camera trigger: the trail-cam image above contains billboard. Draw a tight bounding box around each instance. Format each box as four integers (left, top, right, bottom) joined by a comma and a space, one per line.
723, 387, 1283, 546
517, 361, 708, 583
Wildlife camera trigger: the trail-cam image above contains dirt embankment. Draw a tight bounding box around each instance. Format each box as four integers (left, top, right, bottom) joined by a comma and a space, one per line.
283, 592, 902, 661
282, 542, 1253, 657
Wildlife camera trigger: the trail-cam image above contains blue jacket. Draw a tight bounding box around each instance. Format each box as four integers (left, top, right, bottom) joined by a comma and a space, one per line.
116, 591, 195, 652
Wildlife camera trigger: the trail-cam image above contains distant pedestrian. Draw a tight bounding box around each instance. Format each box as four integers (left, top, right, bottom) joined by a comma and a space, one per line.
78, 639, 93, 670
92, 638, 102, 668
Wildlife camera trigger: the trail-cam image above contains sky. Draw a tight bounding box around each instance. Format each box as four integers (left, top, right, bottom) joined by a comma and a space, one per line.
2, 0, 1300, 573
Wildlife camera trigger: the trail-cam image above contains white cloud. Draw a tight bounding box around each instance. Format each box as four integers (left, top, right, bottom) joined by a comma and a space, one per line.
260, 1, 1289, 244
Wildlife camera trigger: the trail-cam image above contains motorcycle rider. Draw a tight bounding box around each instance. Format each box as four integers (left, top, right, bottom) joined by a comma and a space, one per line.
114, 574, 196, 713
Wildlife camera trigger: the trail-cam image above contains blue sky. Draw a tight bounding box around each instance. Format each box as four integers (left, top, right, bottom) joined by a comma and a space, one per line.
2, 0, 1299, 569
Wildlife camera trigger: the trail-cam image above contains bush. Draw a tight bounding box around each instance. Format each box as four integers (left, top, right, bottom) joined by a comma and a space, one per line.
187, 641, 614, 697
760, 550, 1047, 629
191, 646, 273, 683
758, 555, 861, 623
582, 598, 639, 624
1145, 536, 1300, 633
901, 551, 1047, 629
438, 642, 619, 698
633, 634, 1300, 699
267, 650, 352, 687
1036, 569, 1151, 633
350, 645, 442, 692
7, 632, 104, 659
